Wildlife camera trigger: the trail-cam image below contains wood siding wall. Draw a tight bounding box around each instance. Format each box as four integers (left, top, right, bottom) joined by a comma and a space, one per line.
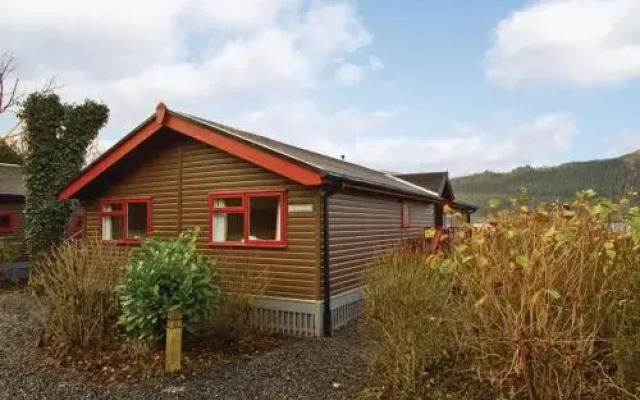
326, 192, 434, 295
83, 131, 321, 300
0, 201, 26, 260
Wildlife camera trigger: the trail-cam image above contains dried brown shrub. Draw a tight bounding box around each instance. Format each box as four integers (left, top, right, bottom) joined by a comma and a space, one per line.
364, 248, 458, 398
365, 191, 640, 399
207, 254, 269, 344
30, 237, 131, 350
447, 193, 640, 399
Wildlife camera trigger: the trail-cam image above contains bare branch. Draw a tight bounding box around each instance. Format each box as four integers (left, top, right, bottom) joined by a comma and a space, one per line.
40, 74, 61, 94
1, 121, 26, 156
0, 53, 61, 114
0, 53, 22, 113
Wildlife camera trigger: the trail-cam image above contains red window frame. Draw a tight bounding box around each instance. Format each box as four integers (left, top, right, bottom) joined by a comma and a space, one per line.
401, 201, 411, 228
0, 213, 15, 234
208, 190, 287, 248
99, 197, 152, 244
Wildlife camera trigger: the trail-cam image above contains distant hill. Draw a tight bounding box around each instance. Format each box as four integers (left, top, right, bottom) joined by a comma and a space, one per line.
451, 151, 640, 217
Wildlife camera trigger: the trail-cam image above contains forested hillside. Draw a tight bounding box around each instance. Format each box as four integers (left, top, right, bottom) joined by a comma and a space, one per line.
452, 150, 640, 217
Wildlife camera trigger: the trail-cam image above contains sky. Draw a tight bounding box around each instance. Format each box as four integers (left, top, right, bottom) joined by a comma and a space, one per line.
1, 0, 640, 176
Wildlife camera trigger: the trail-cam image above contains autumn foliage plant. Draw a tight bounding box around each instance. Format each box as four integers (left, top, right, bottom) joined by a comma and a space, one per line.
365, 190, 640, 399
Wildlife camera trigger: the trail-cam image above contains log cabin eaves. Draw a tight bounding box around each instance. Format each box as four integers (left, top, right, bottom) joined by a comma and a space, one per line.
59, 103, 443, 203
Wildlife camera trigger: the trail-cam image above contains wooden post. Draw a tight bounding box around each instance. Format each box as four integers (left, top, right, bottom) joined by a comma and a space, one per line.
165, 307, 182, 373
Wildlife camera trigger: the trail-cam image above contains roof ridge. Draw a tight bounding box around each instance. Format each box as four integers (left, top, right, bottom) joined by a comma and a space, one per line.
395, 171, 447, 176
386, 175, 440, 197
178, 112, 412, 184
61, 106, 443, 201
0, 163, 22, 168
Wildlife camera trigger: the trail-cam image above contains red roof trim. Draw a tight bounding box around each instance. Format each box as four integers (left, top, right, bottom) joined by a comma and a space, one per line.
164, 114, 322, 186
155, 102, 167, 124
59, 120, 162, 200
59, 104, 323, 200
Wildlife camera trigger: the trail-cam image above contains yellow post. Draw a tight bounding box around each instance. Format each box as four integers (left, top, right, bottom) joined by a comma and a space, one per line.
165, 307, 182, 373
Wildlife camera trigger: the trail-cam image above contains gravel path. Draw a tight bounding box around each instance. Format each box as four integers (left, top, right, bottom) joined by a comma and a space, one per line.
0, 293, 369, 400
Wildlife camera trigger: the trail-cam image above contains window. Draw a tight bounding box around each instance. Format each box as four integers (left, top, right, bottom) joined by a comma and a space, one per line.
0, 213, 14, 234
209, 191, 286, 247
100, 198, 151, 243
401, 201, 411, 228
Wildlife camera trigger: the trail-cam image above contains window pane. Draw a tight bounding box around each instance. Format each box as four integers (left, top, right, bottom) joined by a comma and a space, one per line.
402, 203, 410, 226
212, 213, 244, 242
127, 202, 148, 238
0, 215, 10, 228
213, 197, 242, 208
102, 215, 124, 240
249, 196, 280, 241
102, 203, 123, 212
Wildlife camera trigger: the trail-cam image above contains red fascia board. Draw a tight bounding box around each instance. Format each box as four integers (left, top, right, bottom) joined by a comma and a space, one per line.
164, 115, 322, 186
59, 107, 323, 200
59, 121, 162, 200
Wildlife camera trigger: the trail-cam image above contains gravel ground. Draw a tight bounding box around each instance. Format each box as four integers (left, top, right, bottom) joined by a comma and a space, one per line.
0, 292, 369, 400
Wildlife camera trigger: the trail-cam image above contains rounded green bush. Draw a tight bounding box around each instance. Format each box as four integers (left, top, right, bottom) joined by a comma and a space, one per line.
118, 232, 219, 340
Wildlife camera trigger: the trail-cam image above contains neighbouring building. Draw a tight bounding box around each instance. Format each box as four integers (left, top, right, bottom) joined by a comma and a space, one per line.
394, 171, 477, 226
59, 103, 472, 336
0, 163, 28, 283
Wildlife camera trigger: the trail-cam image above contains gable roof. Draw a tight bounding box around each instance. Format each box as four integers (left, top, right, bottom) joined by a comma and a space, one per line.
0, 163, 24, 197
396, 171, 478, 211
178, 112, 440, 199
59, 104, 440, 201
394, 172, 449, 195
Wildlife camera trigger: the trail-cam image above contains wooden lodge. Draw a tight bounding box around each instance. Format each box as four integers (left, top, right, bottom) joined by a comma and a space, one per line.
59, 103, 475, 336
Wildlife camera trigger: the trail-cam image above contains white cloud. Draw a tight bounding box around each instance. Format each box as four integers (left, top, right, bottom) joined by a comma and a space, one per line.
0, 0, 374, 131
193, 0, 302, 32
486, 0, 640, 88
346, 113, 577, 175
334, 55, 383, 85
231, 101, 577, 175
605, 129, 640, 157
334, 63, 364, 85
1, 0, 583, 176
231, 99, 401, 150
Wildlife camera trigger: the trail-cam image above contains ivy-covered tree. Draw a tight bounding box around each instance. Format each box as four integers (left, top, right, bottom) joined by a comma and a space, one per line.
18, 93, 108, 256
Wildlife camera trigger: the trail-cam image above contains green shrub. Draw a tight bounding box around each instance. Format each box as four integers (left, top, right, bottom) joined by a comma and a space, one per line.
118, 232, 219, 340
30, 238, 128, 349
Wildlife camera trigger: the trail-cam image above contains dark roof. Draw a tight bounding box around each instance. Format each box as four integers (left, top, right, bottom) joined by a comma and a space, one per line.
393, 172, 448, 195
395, 171, 478, 211
176, 112, 441, 200
0, 163, 24, 196
452, 200, 478, 211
